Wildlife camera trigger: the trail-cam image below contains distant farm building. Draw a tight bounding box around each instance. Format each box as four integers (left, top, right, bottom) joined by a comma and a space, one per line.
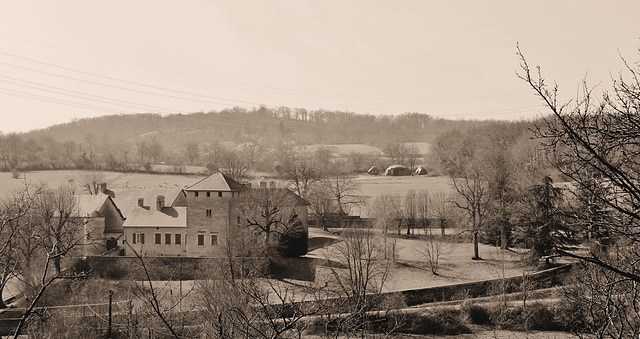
385, 165, 412, 176
414, 166, 428, 175
367, 166, 379, 175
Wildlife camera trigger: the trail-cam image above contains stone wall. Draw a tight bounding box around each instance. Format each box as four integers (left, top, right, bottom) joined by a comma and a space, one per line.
86, 255, 268, 280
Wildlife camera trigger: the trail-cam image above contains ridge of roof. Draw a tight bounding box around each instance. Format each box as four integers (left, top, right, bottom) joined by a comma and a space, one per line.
186, 172, 244, 191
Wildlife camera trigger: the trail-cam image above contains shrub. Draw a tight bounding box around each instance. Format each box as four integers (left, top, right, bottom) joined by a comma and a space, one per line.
399, 310, 471, 335
70, 258, 92, 276
524, 303, 556, 331
276, 218, 308, 257
461, 302, 491, 325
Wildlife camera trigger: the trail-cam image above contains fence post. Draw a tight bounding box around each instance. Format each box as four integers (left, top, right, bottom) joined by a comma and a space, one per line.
108, 289, 113, 338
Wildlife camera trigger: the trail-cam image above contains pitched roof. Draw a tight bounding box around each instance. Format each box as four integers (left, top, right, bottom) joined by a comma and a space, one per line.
75, 195, 108, 216
186, 173, 245, 192
111, 189, 183, 218
123, 206, 187, 228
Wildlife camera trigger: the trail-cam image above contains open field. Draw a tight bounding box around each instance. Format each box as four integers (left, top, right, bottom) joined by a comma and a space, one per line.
308, 227, 528, 292
294, 143, 384, 155
0, 170, 454, 200
354, 174, 455, 217
0, 170, 201, 195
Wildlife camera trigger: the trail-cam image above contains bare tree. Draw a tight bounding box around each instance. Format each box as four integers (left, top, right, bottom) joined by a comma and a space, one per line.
370, 193, 401, 260
307, 184, 338, 232
219, 147, 252, 183
403, 190, 417, 235
12, 184, 90, 338
0, 184, 39, 309
432, 130, 489, 260
518, 44, 640, 336
283, 155, 321, 200
321, 166, 365, 217
185, 141, 200, 165
148, 136, 163, 165
235, 188, 299, 251
33, 184, 85, 274
431, 190, 452, 236
418, 228, 444, 275
327, 227, 391, 330
78, 171, 107, 195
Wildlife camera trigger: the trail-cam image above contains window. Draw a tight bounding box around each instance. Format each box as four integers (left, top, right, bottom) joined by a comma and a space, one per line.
197, 234, 205, 246
133, 233, 144, 244
194, 191, 199, 197
175, 234, 182, 245
211, 233, 218, 246
155, 233, 161, 244
165, 234, 171, 245
218, 192, 222, 197
206, 191, 210, 197
206, 209, 212, 217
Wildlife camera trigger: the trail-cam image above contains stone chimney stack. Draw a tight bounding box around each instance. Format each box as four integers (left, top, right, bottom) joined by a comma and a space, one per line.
138, 198, 144, 207
269, 181, 276, 189
99, 183, 107, 194
156, 195, 165, 210
259, 181, 267, 189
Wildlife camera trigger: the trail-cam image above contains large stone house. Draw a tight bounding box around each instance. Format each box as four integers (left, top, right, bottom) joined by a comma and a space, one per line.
121, 173, 309, 257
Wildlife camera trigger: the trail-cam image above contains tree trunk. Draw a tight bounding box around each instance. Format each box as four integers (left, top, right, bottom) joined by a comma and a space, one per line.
500, 223, 508, 250
472, 230, 480, 260
53, 257, 61, 275
440, 219, 446, 236
0, 285, 6, 309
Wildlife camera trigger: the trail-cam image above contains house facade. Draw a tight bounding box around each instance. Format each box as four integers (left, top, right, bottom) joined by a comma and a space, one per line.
70, 194, 125, 256
121, 173, 309, 257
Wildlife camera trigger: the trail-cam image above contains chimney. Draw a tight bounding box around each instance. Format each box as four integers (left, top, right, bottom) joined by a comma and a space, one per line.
138, 198, 144, 207
156, 195, 165, 210
259, 181, 267, 189
269, 181, 276, 189
99, 183, 107, 194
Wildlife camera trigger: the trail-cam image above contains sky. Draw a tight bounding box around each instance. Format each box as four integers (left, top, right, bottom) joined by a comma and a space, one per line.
1, 1, 639, 133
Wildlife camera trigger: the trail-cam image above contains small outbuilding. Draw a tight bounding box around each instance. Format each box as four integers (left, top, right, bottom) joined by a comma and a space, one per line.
385, 164, 412, 176
367, 166, 379, 175
414, 166, 428, 175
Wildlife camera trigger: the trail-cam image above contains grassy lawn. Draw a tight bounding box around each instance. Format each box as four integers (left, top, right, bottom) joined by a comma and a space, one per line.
308, 227, 529, 292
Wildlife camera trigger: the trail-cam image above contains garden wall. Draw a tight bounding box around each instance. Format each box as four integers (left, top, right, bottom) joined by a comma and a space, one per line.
86, 256, 268, 280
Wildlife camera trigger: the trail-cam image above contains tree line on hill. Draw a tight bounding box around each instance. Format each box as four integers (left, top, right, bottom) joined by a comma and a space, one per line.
0, 106, 500, 176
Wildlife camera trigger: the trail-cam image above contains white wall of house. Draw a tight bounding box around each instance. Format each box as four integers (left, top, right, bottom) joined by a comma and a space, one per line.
124, 227, 188, 257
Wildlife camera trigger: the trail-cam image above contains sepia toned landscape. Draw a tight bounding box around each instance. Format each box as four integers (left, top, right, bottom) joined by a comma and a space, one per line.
2, 2, 640, 338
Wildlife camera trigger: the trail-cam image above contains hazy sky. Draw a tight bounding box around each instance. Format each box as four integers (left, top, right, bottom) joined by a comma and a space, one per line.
1, 1, 639, 133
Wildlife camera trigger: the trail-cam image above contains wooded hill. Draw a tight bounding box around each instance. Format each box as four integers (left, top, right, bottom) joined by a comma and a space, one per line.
1, 106, 537, 173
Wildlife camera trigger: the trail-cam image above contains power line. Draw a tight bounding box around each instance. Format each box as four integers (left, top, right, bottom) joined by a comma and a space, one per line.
0, 50, 265, 106
0, 38, 531, 102
0, 60, 242, 108
0, 86, 140, 114
0, 76, 180, 113
0, 75, 181, 113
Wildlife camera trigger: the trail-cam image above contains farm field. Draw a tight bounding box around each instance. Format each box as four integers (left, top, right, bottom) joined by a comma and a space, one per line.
355, 174, 455, 217
0, 170, 454, 201
0, 170, 200, 195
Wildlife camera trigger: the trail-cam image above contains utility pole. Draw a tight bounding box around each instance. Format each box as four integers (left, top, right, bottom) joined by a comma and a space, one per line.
108, 289, 113, 338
